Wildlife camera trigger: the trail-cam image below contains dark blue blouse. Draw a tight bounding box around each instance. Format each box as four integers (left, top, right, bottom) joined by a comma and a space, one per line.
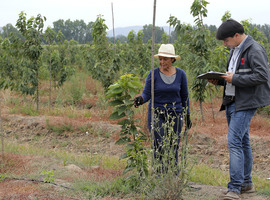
141, 67, 190, 114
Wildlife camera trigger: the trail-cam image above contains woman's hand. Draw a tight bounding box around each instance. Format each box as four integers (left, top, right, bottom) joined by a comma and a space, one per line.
186, 114, 192, 129
133, 96, 143, 108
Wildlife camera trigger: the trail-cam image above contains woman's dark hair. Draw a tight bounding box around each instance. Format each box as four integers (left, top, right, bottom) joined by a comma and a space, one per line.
216, 19, 244, 40
171, 58, 176, 63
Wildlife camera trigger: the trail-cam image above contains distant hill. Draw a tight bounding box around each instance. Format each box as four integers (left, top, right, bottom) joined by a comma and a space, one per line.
107, 26, 174, 37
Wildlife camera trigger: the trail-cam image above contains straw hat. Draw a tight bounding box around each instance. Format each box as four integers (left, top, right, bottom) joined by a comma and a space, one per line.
154, 44, 181, 60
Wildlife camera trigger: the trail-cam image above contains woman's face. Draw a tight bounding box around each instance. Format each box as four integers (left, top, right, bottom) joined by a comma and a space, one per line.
158, 56, 173, 69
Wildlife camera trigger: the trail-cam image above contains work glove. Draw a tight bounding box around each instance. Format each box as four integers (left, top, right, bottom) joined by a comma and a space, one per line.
134, 96, 143, 108
186, 114, 192, 129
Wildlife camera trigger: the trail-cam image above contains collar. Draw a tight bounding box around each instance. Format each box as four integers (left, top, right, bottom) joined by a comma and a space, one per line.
234, 35, 248, 51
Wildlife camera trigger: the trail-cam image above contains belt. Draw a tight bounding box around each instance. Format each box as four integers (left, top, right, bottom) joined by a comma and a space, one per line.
224, 95, 235, 101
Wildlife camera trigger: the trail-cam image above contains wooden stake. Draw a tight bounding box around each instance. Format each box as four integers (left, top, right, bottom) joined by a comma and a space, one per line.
151, 0, 157, 142
111, 2, 116, 54
168, 14, 171, 43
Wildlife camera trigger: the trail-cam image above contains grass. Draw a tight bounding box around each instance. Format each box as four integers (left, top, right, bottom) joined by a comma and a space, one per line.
46, 118, 74, 135
190, 163, 229, 186
3, 141, 125, 170
189, 163, 270, 196
75, 178, 132, 199
2, 139, 270, 199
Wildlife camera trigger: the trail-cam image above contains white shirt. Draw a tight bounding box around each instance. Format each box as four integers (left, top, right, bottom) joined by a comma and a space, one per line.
225, 36, 248, 96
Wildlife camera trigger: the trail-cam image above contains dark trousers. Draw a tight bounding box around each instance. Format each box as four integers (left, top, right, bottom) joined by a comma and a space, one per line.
148, 110, 183, 173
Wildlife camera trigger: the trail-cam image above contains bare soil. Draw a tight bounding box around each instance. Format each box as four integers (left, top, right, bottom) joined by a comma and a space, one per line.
0, 98, 270, 200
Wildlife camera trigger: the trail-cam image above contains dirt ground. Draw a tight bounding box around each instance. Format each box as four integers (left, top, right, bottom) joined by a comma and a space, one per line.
0, 99, 270, 200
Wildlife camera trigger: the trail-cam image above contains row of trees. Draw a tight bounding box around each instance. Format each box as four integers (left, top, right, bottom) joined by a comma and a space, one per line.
0, 19, 168, 44
1, 17, 270, 44
1, 8, 270, 115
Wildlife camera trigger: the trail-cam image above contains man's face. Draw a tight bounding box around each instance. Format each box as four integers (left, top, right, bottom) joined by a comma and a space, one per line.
223, 34, 239, 49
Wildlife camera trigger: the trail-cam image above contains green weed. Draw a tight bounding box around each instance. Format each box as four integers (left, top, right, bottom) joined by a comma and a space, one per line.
41, 170, 55, 183
45, 119, 73, 135
9, 101, 40, 116
76, 178, 131, 199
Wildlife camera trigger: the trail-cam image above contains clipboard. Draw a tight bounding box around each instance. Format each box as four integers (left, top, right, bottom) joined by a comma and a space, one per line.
197, 71, 227, 80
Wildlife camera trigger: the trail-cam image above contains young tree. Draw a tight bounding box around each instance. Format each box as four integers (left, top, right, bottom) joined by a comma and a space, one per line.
44, 27, 56, 108
90, 15, 119, 89
189, 0, 211, 121
169, 0, 211, 121
16, 11, 46, 111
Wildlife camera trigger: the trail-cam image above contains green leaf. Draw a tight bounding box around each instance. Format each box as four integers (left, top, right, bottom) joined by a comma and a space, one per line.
123, 167, 134, 174
117, 105, 127, 115
125, 99, 133, 105
120, 153, 128, 159
130, 125, 138, 135
131, 81, 143, 88
108, 100, 124, 106
118, 119, 130, 125
127, 82, 136, 89
111, 87, 124, 94
108, 82, 120, 90
109, 111, 125, 120
126, 109, 134, 117
115, 136, 131, 145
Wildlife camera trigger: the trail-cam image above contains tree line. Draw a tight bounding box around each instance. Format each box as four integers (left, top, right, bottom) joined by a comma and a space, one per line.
1, 17, 270, 44
0, 10, 270, 117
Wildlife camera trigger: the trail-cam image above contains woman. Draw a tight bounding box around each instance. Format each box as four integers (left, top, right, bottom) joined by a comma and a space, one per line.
134, 44, 191, 173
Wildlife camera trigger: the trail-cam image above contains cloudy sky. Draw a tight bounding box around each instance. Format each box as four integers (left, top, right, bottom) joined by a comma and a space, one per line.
1, 0, 269, 30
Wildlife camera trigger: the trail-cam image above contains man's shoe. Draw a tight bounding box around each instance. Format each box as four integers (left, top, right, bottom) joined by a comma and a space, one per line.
241, 185, 256, 194
221, 191, 240, 200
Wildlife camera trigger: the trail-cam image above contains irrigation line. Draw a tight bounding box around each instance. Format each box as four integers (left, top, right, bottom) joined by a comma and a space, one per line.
3, 177, 74, 191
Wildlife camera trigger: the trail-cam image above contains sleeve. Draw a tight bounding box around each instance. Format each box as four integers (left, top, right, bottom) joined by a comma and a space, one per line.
233, 48, 269, 87
180, 71, 190, 114
141, 70, 152, 103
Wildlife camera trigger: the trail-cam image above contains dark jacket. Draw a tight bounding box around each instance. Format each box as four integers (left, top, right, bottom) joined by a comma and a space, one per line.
219, 35, 270, 111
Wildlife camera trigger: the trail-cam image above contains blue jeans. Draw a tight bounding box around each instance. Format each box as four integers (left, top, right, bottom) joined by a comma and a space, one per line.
225, 103, 257, 194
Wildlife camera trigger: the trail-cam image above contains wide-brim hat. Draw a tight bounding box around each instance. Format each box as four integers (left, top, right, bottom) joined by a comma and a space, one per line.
154, 44, 181, 60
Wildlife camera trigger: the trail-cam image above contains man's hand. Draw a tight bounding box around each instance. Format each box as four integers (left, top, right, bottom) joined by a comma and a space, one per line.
222, 72, 233, 83
207, 79, 219, 85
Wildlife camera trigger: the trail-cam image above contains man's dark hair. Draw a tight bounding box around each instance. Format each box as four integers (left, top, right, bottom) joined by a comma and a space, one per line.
216, 19, 245, 40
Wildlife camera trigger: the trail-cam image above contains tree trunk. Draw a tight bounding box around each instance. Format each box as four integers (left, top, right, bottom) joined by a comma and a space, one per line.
200, 100, 204, 122
36, 64, 39, 111
49, 47, 52, 111
0, 93, 4, 159
209, 88, 215, 122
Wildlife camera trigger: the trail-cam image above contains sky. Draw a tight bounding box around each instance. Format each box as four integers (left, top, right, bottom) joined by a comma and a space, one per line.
1, 0, 270, 31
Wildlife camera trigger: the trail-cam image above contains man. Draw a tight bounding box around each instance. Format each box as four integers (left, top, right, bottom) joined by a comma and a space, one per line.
209, 19, 270, 200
